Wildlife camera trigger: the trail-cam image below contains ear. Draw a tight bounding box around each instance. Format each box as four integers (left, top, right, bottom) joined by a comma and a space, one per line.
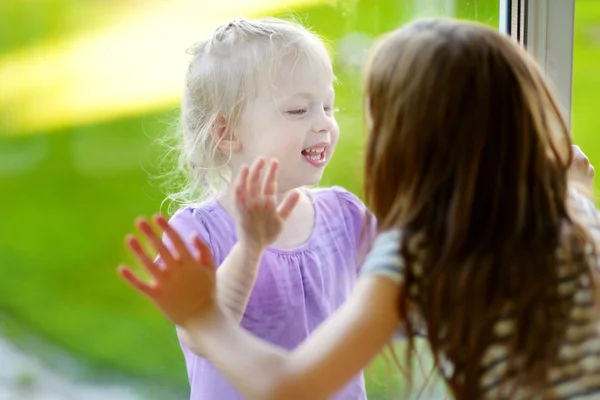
211, 115, 242, 153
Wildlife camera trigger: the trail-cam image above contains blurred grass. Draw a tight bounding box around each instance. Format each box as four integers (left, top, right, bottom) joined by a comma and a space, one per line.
3, 0, 598, 398
572, 0, 600, 178
0, 0, 128, 55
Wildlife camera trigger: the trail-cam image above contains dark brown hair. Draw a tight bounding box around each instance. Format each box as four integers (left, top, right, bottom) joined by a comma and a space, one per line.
364, 18, 594, 398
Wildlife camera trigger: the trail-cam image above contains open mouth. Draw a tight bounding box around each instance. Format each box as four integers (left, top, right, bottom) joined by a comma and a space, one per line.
301, 146, 326, 161
301, 145, 327, 167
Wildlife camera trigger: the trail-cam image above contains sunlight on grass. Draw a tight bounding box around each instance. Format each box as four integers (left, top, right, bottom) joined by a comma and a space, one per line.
0, 0, 330, 137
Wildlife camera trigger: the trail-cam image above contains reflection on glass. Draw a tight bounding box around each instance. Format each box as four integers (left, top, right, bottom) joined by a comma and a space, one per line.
0, 1, 498, 398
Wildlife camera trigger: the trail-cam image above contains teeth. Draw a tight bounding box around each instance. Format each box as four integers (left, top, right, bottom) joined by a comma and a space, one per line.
303, 147, 325, 153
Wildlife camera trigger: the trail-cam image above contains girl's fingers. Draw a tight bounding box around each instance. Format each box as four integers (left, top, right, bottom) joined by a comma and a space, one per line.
247, 158, 266, 199
262, 159, 279, 196
192, 234, 215, 269
137, 218, 177, 266
235, 185, 246, 212
118, 265, 156, 296
235, 166, 250, 196
263, 197, 277, 214
154, 215, 191, 263
235, 179, 247, 211
126, 235, 163, 278
277, 189, 301, 220
235, 166, 250, 210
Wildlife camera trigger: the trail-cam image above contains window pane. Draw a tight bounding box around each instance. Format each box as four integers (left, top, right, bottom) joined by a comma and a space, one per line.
572, 0, 600, 194
0, 1, 499, 399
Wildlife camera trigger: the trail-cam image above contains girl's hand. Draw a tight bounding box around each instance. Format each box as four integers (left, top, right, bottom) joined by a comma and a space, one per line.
570, 145, 595, 190
118, 215, 218, 327
233, 158, 300, 251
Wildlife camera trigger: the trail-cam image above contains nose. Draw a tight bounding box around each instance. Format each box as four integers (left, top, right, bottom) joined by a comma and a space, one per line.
311, 112, 336, 134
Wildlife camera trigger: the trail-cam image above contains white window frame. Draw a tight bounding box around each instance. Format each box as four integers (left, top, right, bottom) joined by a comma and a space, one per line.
499, 0, 510, 34
524, 0, 576, 129
499, 0, 525, 38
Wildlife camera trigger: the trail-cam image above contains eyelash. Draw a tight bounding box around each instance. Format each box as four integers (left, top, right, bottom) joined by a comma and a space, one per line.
287, 109, 307, 115
286, 107, 337, 116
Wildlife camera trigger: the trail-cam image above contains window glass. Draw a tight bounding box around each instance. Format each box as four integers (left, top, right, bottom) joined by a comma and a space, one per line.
0, 1, 499, 398
572, 0, 600, 195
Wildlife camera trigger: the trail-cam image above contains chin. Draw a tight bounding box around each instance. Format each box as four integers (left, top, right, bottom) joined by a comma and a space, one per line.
302, 171, 326, 187
282, 165, 327, 190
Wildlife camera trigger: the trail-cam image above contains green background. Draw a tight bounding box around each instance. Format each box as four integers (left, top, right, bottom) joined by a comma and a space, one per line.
0, 0, 598, 398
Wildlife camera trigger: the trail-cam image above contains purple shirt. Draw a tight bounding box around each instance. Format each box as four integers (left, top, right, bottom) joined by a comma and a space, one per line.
167, 186, 374, 400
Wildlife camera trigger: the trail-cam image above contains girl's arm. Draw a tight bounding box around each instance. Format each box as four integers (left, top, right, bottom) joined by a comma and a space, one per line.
214, 242, 263, 322
121, 159, 402, 398
149, 159, 299, 324
215, 159, 299, 322
181, 274, 402, 400
121, 209, 405, 399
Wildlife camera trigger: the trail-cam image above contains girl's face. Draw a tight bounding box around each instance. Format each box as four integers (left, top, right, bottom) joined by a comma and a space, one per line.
233, 56, 339, 193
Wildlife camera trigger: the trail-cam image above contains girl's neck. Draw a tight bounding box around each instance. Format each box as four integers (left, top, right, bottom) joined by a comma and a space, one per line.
217, 187, 316, 250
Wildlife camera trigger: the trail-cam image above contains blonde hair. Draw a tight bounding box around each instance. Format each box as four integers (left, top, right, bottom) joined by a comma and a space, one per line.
164, 17, 332, 208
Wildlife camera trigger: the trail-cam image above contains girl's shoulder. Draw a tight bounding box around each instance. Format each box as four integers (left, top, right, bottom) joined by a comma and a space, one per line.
359, 229, 404, 283
169, 201, 232, 233
167, 201, 236, 260
567, 186, 600, 243
308, 185, 365, 206
568, 185, 600, 221
307, 186, 372, 223
308, 186, 377, 261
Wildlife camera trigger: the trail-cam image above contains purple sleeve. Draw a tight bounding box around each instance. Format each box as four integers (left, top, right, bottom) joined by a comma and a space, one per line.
160, 207, 214, 262
331, 186, 378, 267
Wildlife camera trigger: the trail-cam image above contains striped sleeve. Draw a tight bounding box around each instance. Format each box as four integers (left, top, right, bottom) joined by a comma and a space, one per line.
569, 187, 600, 223
360, 229, 404, 284
569, 187, 600, 244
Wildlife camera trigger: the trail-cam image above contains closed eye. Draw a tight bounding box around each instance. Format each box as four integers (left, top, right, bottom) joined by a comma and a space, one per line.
287, 109, 307, 116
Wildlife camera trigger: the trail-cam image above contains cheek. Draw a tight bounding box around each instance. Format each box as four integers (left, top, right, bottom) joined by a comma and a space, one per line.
242, 127, 280, 155
278, 128, 306, 152
330, 127, 340, 148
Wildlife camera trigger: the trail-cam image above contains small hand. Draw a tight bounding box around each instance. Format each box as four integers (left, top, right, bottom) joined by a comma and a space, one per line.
570, 145, 595, 190
118, 215, 217, 327
233, 158, 301, 250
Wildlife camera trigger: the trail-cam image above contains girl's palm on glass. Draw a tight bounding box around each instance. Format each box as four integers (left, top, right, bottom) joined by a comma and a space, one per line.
118, 215, 217, 327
